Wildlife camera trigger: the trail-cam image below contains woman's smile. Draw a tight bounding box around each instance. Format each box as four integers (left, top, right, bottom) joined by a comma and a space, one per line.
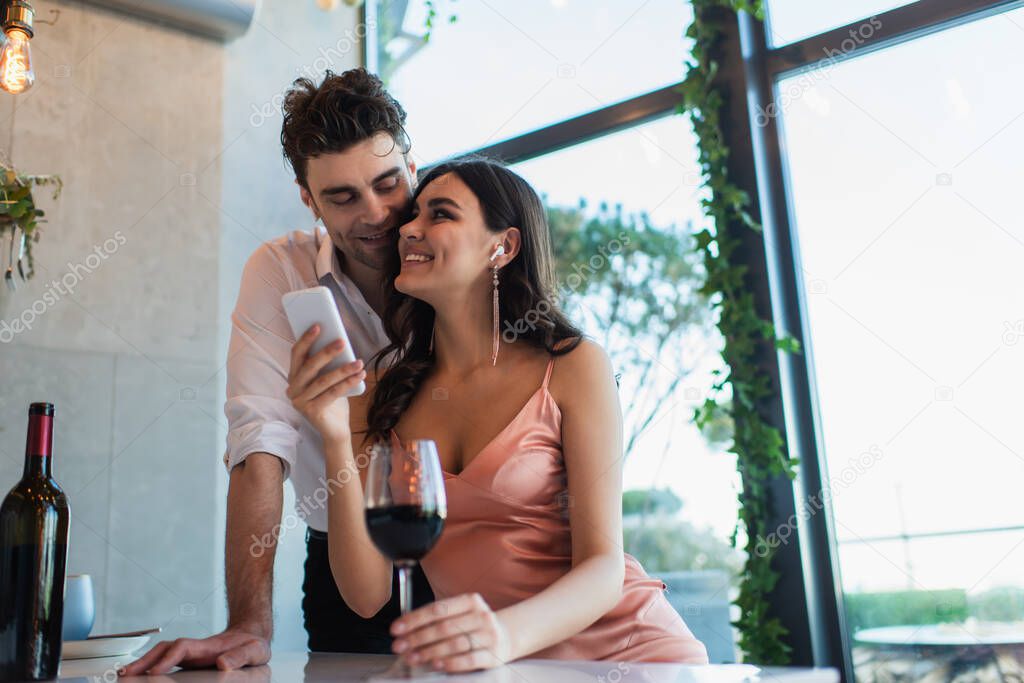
401, 250, 435, 269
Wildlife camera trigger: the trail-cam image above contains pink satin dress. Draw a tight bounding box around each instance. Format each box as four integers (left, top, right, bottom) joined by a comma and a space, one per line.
394, 355, 709, 663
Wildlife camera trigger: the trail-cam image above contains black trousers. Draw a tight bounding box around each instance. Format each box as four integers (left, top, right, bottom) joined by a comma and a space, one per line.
302, 527, 434, 653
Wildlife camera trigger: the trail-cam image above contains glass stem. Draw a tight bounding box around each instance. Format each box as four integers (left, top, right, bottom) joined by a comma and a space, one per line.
398, 563, 413, 615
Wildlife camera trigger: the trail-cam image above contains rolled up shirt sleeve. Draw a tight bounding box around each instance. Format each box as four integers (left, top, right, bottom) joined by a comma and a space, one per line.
223, 242, 307, 479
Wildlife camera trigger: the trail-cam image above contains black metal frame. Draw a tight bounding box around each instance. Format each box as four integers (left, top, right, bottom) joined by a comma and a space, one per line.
767, 0, 1024, 77
470, 84, 683, 166
362, 1, 1022, 679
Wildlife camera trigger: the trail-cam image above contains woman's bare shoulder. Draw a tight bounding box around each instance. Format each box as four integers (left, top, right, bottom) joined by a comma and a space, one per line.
548, 337, 615, 404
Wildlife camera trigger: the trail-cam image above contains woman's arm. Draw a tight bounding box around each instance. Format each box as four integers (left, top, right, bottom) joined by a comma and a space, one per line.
322, 385, 395, 618
390, 339, 627, 670
287, 326, 393, 618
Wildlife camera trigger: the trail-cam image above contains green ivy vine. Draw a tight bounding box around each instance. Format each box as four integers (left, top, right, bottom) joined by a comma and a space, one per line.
680, 0, 801, 665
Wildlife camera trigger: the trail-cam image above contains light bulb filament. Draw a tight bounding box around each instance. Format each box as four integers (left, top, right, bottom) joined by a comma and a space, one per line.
0, 28, 34, 94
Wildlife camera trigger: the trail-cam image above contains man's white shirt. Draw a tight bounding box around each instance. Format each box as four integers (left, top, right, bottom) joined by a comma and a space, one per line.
223, 226, 389, 532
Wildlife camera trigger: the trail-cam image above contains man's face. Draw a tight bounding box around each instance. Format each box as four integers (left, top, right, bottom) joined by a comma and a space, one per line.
300, 132, 416, 272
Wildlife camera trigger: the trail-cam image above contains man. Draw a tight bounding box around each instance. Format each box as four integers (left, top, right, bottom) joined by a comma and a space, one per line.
121, 68, 433, 676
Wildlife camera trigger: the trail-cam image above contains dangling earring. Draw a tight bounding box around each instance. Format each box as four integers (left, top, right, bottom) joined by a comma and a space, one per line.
428, 325, 435, 355
489, 243, 505, 366
491, 264, 500, 366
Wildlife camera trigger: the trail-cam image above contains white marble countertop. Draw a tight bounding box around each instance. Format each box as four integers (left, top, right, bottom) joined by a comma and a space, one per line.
56, 652, 839, 683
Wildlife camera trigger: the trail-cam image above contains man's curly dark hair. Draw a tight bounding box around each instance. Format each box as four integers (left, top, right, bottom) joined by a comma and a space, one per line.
280, 68, 411, 188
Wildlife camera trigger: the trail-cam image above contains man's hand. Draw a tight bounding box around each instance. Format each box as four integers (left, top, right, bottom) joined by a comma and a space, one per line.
286, 323, 366, 444
118, 625, 270, 676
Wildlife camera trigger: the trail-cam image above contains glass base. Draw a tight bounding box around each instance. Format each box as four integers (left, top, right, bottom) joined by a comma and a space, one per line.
366, 659, 446, 681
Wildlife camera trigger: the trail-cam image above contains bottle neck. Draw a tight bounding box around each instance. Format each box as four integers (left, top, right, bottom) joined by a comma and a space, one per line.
24, 412, 53, 479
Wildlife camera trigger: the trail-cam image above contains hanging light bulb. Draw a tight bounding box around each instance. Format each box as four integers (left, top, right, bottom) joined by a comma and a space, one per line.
0, 1, 34, 95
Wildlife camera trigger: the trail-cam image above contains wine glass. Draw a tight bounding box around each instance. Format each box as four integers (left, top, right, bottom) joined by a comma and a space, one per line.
365, 438, 447, 679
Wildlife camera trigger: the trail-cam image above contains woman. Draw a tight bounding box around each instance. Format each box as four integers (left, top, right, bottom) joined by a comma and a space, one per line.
287, 158, 708, 672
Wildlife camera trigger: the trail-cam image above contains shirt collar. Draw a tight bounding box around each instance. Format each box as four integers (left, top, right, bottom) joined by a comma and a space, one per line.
314, 225, 343, 286
314, 226, 378, 320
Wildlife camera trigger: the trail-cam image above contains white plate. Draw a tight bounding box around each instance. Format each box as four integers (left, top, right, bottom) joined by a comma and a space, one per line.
59, 655, 129, 678
62, 634, 151, 660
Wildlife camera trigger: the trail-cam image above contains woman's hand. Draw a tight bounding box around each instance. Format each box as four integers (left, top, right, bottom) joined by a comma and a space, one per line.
391, 593, 514, 673
286, 324, 366, 445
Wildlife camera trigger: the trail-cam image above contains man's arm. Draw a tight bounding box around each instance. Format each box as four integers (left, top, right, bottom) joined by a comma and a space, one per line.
225, 452, 283, 639
119, 453, 282, 675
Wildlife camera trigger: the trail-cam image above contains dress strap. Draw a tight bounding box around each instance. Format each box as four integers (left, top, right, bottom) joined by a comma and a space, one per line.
541, 356, 556, 390
543, 337, 579, 390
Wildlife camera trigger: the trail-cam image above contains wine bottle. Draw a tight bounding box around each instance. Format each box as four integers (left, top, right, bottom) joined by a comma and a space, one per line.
0, 402, 70, 681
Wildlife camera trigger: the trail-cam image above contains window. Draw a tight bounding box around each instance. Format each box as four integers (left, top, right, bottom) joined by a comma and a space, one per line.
513, 115, 739, 541
370, 0, 692, 162
776, 6, 1024, 679
512, 119, 742, 665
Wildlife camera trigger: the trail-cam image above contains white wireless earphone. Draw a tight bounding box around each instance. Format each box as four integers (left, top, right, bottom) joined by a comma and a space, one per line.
489, 244, 506, 262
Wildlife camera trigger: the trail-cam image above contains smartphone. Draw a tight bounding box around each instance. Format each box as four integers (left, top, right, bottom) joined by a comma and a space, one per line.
281, 285, 366, 397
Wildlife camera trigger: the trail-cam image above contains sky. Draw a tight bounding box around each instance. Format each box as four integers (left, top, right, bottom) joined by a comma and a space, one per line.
378, 0, 1024, 612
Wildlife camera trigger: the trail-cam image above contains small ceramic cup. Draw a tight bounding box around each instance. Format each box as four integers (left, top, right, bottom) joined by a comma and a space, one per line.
63, 574, 95, 642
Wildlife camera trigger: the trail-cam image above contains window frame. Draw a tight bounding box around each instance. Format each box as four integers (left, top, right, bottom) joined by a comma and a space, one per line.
709, 0, 1024, 678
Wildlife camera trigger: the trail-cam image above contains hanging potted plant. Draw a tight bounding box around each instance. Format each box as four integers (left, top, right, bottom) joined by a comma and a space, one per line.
0, 162, 61, 291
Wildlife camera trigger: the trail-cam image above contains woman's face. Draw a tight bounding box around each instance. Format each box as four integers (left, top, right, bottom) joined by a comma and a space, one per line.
395, 172, 511, 303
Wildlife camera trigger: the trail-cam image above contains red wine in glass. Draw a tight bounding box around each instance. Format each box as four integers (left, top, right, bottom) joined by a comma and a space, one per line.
365, 439, 447, 680
365, 505, 444, 563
